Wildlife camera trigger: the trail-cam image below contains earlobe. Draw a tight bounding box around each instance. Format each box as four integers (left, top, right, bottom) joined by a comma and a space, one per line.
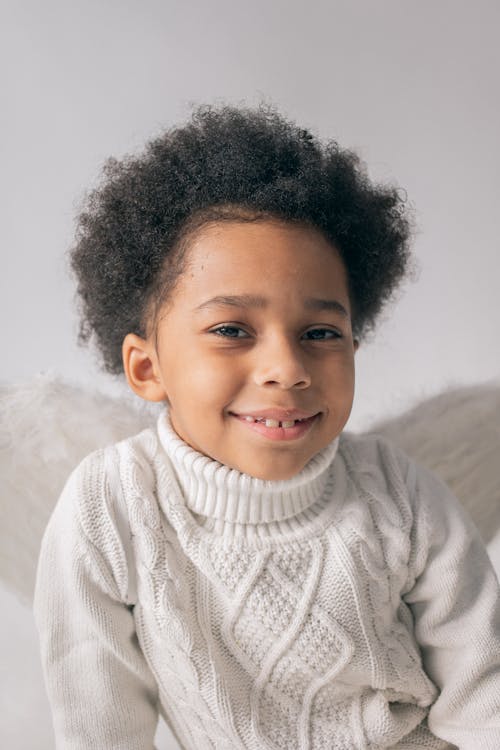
353, 339, 360, 353
122, 333, 167, 402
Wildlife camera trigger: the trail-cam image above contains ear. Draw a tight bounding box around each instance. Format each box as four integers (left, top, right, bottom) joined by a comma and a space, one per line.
122, 333, 168, 402
353, 338, 359, 353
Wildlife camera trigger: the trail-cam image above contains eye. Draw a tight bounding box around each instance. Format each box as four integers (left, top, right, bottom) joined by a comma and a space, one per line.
210, 325, 250, 338
302, 328, 342, 341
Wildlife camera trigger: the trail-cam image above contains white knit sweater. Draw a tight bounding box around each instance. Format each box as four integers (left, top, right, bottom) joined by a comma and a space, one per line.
33, 411, 500, 749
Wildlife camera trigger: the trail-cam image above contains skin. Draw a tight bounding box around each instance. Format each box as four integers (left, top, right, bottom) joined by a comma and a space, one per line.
123, 220, 358, 480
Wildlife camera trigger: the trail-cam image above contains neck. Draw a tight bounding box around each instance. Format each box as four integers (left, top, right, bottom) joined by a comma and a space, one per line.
156, 410, 339, 526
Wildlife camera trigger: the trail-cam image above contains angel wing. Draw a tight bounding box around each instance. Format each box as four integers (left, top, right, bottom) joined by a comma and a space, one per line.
1, 374, 499, 605
0, 373, 157, 605
372, 381, 500, 545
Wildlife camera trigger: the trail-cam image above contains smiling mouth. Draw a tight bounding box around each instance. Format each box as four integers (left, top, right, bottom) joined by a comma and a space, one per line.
239, 415, 312, 428
229, 412, 320, 441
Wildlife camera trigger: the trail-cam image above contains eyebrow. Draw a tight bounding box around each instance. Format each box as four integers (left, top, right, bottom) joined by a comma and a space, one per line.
194, 294, 349, 317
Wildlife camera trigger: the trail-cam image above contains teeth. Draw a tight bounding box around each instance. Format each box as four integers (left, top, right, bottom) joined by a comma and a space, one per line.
239, 415, 313, 427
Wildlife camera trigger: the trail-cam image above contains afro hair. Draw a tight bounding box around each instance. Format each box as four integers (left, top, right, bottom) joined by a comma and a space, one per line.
70, 103, 412, 374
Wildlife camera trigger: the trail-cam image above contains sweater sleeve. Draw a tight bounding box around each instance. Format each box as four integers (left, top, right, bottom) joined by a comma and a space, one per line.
403, 459, 500, 749
33, 450, 160, 750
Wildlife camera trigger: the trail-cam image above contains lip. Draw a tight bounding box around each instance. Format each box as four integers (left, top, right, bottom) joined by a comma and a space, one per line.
229, 410, 321, 442
229, 408, 320, 421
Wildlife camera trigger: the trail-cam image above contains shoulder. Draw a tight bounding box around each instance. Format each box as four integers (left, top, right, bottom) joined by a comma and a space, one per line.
338, 429, 460, 515
336, 430, 455, 545
55, 425, 160, 557
339, 431, 476, 551
41, 426, 161, 601
338, 430, 414, 491
65, 426, 158, 512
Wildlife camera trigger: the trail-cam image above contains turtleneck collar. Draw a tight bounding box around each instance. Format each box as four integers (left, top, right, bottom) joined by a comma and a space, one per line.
156, 410, 339, 526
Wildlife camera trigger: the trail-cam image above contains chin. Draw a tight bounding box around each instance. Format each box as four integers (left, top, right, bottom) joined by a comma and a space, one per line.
242, 458, 307, 482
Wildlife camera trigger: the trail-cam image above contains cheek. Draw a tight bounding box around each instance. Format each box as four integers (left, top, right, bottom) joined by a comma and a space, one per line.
177, 353, 245, 405
320, 351, 355, 384
321, 356, 355, 408
339, 360, 356, 399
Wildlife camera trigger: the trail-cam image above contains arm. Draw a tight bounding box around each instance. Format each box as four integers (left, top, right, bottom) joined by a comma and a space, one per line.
33, 451, 160, 749
403, 459, 500, 749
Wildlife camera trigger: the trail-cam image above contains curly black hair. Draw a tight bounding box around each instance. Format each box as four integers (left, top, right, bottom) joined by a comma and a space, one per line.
70, 103, 412, 374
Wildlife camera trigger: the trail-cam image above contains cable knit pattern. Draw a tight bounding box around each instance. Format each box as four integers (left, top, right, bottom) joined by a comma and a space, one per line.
33, 411, 500, 749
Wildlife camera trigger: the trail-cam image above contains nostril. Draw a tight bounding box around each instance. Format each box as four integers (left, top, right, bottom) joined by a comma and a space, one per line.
254, 359, 312, 389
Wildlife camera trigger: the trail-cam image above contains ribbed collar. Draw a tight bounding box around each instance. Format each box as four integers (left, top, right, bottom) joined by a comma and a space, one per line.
156, 410, 338, 525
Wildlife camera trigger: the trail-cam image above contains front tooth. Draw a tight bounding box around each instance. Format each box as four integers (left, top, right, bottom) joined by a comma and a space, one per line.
244, 416, 254, 422
281, 420, 295, 428
265, 419, 280, 428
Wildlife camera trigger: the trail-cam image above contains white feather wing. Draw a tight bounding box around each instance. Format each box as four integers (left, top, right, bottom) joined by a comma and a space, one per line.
0, 374, 155, 605
1, 375, 499, 606
372, 381, 500, 545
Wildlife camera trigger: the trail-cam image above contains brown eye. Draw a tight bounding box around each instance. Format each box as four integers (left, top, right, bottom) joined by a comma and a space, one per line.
302, 328, 341, 340
211, 325, 249, 338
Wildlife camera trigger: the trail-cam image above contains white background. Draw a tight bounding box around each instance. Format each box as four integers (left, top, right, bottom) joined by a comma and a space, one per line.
2, 1, 499, 747
2, 0, 500, 430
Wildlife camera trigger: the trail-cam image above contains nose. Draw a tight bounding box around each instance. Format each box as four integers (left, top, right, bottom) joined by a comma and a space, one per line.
252, 334, 311, 390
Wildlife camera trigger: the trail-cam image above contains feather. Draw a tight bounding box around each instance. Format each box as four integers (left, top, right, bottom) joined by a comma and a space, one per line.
372, 381, 500, 544
0, 373, 157, 605
1, 374, 499, 606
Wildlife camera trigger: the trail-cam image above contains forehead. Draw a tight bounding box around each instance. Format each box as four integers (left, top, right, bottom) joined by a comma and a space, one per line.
180, 220, 349, 298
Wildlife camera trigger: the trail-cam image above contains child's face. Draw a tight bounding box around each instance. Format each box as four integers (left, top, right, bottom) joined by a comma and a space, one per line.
128, 220, 357, 480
